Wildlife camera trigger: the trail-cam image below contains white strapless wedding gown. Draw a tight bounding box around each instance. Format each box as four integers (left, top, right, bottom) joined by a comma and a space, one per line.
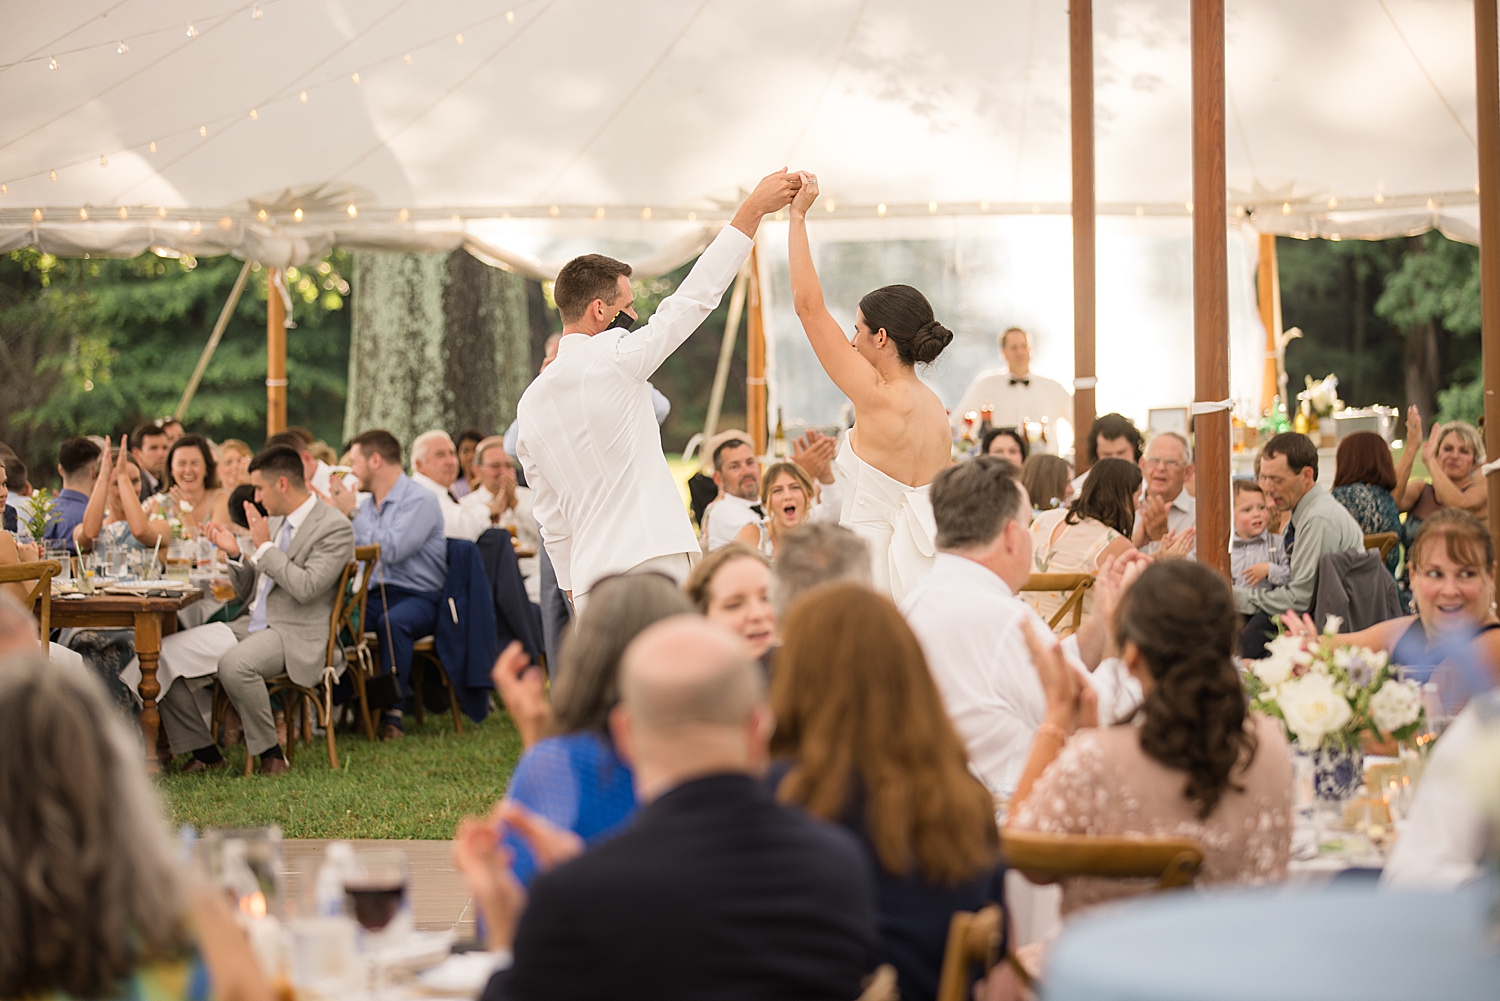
833, 434, 937, 602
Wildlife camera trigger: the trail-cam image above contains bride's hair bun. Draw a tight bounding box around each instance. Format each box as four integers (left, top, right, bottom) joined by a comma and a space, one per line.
909, 320, 954, 364
857, 284, 954, 366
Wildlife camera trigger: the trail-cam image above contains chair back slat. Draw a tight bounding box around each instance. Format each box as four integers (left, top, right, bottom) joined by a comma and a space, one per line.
1001, 830, 1205, 889
1364, 532, 1399, 565
0, 560, 62, 637
934, 904, 1004, 1001
1019, 572, 1095, 633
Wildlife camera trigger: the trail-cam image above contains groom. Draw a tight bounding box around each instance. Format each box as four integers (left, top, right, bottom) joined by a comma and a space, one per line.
516, 170, 800, 608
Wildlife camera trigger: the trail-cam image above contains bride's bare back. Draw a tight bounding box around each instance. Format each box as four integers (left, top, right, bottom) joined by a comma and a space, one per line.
788, 173, 954, 488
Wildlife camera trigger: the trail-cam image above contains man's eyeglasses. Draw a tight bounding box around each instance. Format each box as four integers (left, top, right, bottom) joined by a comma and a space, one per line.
1141, 457, 1186, 470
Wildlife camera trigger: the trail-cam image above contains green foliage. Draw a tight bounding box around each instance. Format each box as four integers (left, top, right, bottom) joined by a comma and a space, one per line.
1, 249, 351, 488
1375, 232, 1481, 337
18, 488, 59, 540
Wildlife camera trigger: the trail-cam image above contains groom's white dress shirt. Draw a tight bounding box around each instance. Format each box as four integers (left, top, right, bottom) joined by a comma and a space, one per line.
900, 553, 1140, 792
517, 226, 752, 595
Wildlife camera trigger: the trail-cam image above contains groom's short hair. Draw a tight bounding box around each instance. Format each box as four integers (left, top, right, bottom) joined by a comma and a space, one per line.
931, 456, 1025, 551
555, 254, 633, 323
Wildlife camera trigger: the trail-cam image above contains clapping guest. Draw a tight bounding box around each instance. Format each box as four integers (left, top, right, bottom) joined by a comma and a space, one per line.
207, 439, 254, 527
1332, 431, 1404, 579
772, 583, 1005, 1001
410, 430, 491, 541
1131, 431, 1197, 557
685, 543, 776, 659
452, 428, 487, 499
463, 436, 542, 599
1021, 453, 1072, 513
488, 574, 693, 885
1396, 407, 1488, 530
734, 461, 814, 560
153, 434, 224, 538
0, 654, 272, 1001
1008, 560, 1292, 916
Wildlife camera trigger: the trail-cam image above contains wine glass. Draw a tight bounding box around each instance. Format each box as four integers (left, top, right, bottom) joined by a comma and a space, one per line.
345, 849, 409, 997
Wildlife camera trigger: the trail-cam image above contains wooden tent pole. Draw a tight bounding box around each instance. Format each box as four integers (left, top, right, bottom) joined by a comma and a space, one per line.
1256, 233, 1282, 414
1191, 0, 1231, 578
746, 246, 768, 456
175, 259, 252, 421
266, 268, 287, 436
1070, 0, 1097, 471
1475, 0, 1500, 551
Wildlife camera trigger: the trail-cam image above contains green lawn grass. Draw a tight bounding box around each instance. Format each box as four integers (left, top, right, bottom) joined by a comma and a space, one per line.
157, 710, 524, 840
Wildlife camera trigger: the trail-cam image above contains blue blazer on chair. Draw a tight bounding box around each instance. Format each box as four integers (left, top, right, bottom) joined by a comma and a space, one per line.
435, 538, 500, 723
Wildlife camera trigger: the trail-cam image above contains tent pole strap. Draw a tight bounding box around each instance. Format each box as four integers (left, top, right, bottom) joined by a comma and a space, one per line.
1070, 0, 1097, 472
1475, 0, 1500, 551
1191, 0, 1231, 579
746, 246, 768, 456
703, 266, 750, 444
267, 268, 288, 436
174, 260, 252, 421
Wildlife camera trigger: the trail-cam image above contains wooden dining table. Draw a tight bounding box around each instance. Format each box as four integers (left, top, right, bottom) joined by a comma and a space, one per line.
51, 588, 203, 773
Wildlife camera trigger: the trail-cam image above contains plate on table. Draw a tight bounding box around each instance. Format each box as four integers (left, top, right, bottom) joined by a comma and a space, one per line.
370, 929, 456, 974
415, 951, 512, 994
102, 580, 196, 595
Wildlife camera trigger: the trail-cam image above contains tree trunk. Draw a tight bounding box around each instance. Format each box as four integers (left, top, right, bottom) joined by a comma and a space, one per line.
345, 250, 532, 449
1403, 318, 1443, 427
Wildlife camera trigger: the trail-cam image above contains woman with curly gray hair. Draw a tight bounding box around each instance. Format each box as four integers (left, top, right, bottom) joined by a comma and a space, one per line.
0, 653, 270, 1001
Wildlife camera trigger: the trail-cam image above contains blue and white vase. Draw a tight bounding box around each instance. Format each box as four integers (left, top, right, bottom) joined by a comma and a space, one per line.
1311, 743, 1364, 802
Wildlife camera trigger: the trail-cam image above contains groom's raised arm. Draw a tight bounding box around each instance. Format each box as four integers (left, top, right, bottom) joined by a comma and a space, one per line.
611, 170, 801, 382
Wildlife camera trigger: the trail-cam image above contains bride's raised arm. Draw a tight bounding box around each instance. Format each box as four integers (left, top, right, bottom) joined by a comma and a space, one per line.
788, 173, 882, 406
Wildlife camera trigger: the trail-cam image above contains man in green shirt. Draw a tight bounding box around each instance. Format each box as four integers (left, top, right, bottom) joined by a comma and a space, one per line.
1235, 432, 1364, 658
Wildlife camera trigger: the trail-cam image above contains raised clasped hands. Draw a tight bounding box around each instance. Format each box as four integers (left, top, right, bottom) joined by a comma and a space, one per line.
790, 171, 819, 217
739, 168, 803, 222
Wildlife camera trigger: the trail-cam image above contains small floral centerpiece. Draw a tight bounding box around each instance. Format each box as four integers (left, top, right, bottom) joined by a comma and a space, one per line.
1244, 616, 1425, 801
20, 487, 60, 542
1299, 373, 1342, 419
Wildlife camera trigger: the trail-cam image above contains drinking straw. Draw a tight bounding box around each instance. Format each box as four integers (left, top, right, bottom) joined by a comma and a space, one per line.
151, 537, 162, 579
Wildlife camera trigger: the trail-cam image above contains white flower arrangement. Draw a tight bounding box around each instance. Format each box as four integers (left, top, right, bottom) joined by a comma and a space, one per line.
1244, 616, 1424, 750
1299, 373, 1342, 419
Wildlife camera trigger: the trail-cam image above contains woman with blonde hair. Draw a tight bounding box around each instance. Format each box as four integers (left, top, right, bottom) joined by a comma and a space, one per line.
0, 654, 270, 1001
735, 461, 815, 560
684, 543, 776, 659
1396, 409, 1488, 545
771, 583, 1005, 1001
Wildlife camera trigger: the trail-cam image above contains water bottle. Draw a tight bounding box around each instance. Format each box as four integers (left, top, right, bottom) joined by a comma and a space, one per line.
314, 841, 356, 918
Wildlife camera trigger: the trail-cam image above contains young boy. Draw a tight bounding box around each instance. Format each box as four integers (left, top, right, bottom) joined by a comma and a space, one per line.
1230, 479, 1289, 589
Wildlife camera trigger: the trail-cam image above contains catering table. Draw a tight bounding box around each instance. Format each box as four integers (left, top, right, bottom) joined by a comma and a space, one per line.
50, 589, 203, 772
1046, 882, 1500, 1001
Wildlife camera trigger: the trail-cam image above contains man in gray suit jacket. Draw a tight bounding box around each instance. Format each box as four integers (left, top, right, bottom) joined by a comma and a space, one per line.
158, 446, 355, 775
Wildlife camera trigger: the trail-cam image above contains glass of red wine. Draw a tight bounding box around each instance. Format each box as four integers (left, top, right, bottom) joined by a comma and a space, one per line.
345, 849, 409, 997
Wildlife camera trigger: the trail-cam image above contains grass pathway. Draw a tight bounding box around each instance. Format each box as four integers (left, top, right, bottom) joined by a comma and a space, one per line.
158, 710, 523, 840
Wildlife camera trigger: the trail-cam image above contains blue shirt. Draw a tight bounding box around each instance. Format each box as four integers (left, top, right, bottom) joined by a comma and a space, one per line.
351, 474, 446, 593
44, 488, 90, 552
503, 730, 637, 887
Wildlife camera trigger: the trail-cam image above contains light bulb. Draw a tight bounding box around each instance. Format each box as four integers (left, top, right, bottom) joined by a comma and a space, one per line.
250, 109, 258, 120
507, 11, 515, 21
186, 25, 198, 38
300, 91, 308, 103
119, 206, 129, 219
1136, 205, 1145, 216
49, 170, 57, 182
100, 156, 108, 167
79, 208, 88, 220
397, 208, 409, 222
294, 208, 303, 222
594, 207, 605, 220
980, 200, 990, 213
1185, 201, 1193, 213
351, 72, 360, 84
347, 204, 358, 218
687, 211, 697, 221
455, 33, 464, 44
257, 209, 268, 221
33, 209, 43, 221
548, 205, 559, 217
149, 141, 157, 153
403, 53, 412, 64
48, 56, 58, 70
928, 200, 938, 214
877, 203, 887, 217
1327, 196, 1338, 209
825, 200, 835, 212
640, 206, 652, 220
158, 206, 167, 217
1, 185, 7, 195
1281, 202, 1291, 215
199, 125, 207, 137
252, 4, 263, 18
117, 41, 128, 54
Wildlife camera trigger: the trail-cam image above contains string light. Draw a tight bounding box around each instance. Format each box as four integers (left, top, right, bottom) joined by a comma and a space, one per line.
1327, 196, 1338, 209
1427, 198, 1437, 210
346, 204, 358, 217
1185, 201, 1193, 213
1374, 192, 1385, 204
1135, 205, 1145, 216
451, 214, 462, 226
594, 207, 605, 220
32, 209, 42, 221
117, 41, 128, 55
250, 109, 258, 120
149, 141, 157, 153
157, 206, 167, 217
1281, 202, 1291, 214
118, 207, 128, 219
455, 33, 464, 44
199, 125, 207, 137
397, 208, 409, 221
351, 72, 360, 83
507, 11, 515, 21
300, 91, 308, 103
186, 25, 198, 38
191, 220, 202, 235
1, 185, 7, 195
980, 200, 990, 213
48, 56, 58, 70
79, 208, 88, 220
687, 211, 697, 221
877, 203, 887, 217
49, 170, 57, 181
99, 155, 107, 167
293, 208, 303, 221
257, 208, 268, 221
928, 200, 938, 214
640, 206, 652, 220
825, 200, 835, 213
252, 4, 263, 18
219, 217, 233, 230
548, 205, 559, 217
403, 53, 412, 64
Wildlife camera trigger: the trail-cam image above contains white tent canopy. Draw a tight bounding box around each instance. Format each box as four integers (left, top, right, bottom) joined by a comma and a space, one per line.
0, 0, 1484, 275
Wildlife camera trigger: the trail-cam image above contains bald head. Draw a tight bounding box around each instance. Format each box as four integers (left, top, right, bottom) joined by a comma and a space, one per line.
620, 616, 763, 733
0, 593, 39, 659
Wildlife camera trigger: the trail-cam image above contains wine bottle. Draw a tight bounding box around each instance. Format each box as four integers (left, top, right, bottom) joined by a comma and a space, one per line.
773, 408, 787, 458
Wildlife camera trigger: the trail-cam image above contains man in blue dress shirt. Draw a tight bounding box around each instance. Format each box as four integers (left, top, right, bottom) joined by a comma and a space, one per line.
44, 437, 101, 553
321, 429, 446, 741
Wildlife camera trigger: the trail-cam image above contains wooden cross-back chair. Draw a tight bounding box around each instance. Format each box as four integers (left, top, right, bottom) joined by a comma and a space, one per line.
1001, 830, 1205, 890
1018, 573, 1095, 634
213, 544, 381, 773
1364, 532, 1400, 565
0, 559, 62, 638
934, 904, 1030, 1001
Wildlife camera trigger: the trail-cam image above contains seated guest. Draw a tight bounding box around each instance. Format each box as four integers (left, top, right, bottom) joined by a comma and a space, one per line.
702, 435, 764, 551
156, 446, 355, 775
688, 429, 753, 531
1396, 408, 1488, 540
1070, 412, 1143, 494
0, 591, 87, 670
1230, 479, 1289, 590
768, 522, 872, 619
0, 446, 23, 533
43, 437, 101, 552
453, 427, 487, 499
684, 543, 776, 660
734, 461, 814, 560
1235, 432, 1364, 658
773, 583, 1006, 1001
1008, 560, 1292, 915
217, 438, 254, 488
1025, 458, 1145, 625
1332, 430, 1404, 578
462, 436, 542, 598
1022, 453, 1072, 513
411, 430, 491, 541
901, 458, 1133, 796
1131, 431, 1196, 557
0, 654, 272, 1001
981, 426, 1028, 465
321, 430, 446, 741
489, 574, 693, 885
1279, 510, 1500, 714
262, 429, 358, 498
122, 434, 223, 542
130, 420, 171, 500
464, 616, 878, 1000
1382, 687, 1500, 888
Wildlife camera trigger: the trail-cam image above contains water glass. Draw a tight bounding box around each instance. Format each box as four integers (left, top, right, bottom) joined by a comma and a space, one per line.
44, 542, 73, 581
108, 548, 130, 580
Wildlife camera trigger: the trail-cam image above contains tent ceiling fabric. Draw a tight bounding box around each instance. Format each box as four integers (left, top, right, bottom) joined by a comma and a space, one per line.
0, 0, 1485, 271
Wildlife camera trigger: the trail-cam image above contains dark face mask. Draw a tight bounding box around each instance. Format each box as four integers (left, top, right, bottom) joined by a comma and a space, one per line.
608, 308, 637, 331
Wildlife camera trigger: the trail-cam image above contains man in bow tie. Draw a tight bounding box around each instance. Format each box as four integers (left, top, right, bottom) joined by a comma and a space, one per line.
702, 436, 764, 551
951, 327, 1074, 456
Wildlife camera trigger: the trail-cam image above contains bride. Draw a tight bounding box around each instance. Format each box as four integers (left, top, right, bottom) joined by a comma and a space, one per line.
788, 172, 955, 600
